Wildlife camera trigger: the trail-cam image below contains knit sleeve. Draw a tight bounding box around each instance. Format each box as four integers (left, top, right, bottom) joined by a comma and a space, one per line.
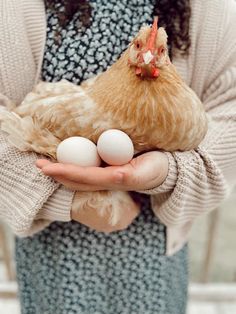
136, 0, 236, 226
0, 109, 74, 236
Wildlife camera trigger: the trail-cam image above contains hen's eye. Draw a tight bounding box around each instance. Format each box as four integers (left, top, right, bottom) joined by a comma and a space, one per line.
158, 46, 165, 54
134, 41, 142, 49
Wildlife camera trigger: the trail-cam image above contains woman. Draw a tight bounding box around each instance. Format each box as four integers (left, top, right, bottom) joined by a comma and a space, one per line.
0, 0, 235, 313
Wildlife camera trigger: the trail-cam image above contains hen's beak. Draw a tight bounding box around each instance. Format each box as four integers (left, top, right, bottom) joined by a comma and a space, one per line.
143, 50, 154, 65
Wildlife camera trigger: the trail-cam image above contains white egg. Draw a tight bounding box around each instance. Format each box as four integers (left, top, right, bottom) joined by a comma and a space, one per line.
56, 137, 101, 167
97, 129, 134, 165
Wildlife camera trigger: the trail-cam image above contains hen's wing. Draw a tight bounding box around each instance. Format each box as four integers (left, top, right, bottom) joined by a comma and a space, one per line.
0, 80, 99, 158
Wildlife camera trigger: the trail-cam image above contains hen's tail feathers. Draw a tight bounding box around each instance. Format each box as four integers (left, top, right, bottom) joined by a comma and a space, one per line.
0, 110, 60, 158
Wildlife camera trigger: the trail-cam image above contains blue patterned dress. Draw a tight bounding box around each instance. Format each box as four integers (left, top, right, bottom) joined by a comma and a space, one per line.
15, 1, 188, 313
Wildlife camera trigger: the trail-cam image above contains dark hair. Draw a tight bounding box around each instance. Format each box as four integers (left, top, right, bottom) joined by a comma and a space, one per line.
47, 0, 191, 57
47, 0, 92, 28
153, 0, 191, 57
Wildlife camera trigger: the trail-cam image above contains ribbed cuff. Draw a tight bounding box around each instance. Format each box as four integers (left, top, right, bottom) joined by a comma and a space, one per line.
137, 152, 178, 195
35, 185, 74, 221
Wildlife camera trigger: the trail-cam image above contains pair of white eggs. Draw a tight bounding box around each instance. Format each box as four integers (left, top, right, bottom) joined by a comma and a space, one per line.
56, 129, 134, 167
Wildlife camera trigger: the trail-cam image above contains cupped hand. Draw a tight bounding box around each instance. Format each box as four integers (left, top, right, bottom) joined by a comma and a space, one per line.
35, 151, 169, 192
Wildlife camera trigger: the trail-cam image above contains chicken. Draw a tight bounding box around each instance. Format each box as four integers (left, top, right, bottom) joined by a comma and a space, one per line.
0, 18, 208, 227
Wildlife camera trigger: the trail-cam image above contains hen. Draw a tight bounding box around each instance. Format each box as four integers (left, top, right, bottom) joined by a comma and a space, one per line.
0, 18, 208, 227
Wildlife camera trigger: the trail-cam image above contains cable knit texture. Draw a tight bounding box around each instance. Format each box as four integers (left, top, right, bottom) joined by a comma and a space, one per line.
0, 0, 74, 236
0, 0, 236, 255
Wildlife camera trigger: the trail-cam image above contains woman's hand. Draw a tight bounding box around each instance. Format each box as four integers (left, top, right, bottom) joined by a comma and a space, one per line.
36, 151, 168, 233
35, 151, 169, 192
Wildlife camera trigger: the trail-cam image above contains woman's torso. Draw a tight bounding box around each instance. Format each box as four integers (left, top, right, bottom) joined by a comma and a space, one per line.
15, 1, 188, 313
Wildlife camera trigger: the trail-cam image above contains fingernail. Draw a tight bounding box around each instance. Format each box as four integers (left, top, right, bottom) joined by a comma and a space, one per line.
35, 160, 43, 168
36, 159, 53, 168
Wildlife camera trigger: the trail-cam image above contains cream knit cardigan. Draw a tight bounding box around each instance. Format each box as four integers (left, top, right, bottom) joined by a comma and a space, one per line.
0, 0, 236, 256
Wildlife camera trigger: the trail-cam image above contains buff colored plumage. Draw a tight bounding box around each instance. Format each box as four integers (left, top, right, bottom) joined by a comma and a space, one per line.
0, 19, 208, 226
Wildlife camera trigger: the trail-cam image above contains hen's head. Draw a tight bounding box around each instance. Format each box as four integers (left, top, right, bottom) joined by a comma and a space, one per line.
128, 18, 170, 78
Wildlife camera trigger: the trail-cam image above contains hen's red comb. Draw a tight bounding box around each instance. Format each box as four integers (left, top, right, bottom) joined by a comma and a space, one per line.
146, 17, 158, 51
